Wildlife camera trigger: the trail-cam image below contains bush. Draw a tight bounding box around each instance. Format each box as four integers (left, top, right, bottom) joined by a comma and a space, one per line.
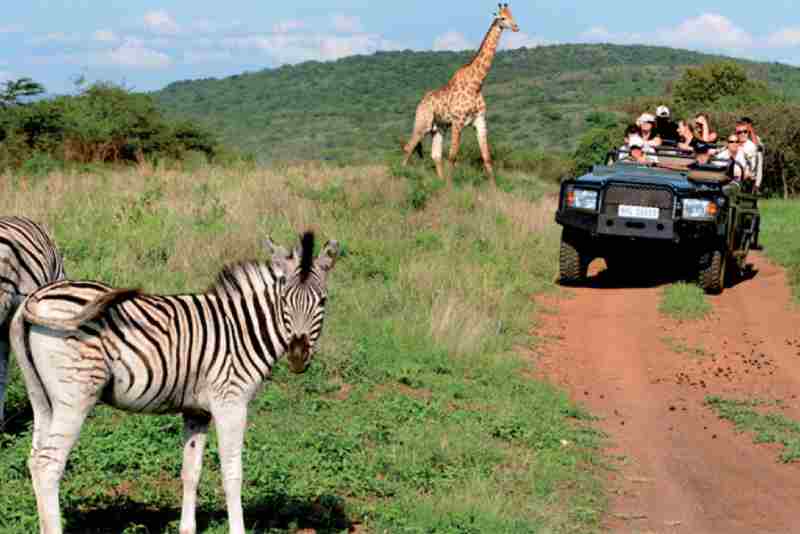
572, 125, 622, 176
0, 81, 220, 171
674, 62, 768, 108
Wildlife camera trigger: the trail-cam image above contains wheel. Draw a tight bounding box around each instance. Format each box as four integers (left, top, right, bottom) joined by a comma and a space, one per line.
559, 229, 590, 284
699, 249, 727, 294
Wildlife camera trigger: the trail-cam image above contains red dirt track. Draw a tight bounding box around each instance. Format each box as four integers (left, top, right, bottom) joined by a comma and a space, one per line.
535, 254, 800, 534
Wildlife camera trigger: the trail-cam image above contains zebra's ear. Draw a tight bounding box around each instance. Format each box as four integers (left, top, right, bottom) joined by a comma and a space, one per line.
317, 240, 340, 273
265, 237, 292, 277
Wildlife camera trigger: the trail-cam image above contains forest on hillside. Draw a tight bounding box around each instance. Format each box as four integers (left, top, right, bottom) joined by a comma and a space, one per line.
155, 44, 800, 164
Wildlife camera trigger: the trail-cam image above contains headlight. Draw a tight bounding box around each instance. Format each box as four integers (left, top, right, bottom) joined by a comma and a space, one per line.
682, 199, 718, 220
566, 188, 598, 210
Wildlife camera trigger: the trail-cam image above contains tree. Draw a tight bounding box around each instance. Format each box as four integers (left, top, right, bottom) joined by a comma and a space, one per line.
673, 62, 766, 108
0, 77, 45, 107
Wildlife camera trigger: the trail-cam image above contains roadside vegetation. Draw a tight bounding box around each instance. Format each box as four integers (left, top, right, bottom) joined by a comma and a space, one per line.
706, 397, 800, 463
0, 163, 605, 533
0, 80, 226, 174
659, 283, 712, 321
760, 200, 800, 302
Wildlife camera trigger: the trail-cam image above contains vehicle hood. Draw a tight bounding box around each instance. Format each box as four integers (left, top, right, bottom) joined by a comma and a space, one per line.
571, 165, 720, 195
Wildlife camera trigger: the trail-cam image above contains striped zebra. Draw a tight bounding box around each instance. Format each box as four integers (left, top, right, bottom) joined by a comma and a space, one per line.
0, 216, 65, 425
10, 232, 338, 534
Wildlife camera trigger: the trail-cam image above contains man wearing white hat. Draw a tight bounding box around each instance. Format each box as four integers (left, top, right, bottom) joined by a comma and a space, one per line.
654, 105, 679, 143
637, 113, 662, 149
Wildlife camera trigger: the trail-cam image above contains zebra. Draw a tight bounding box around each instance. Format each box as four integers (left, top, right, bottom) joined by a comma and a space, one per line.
0, 216, 65, 426
10, 232, 338, 534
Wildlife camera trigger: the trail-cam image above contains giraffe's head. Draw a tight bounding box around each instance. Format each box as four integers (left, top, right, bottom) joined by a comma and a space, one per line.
495, 3, 520, 32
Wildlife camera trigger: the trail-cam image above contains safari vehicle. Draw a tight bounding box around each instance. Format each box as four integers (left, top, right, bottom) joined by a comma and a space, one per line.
555, 145, 761, 294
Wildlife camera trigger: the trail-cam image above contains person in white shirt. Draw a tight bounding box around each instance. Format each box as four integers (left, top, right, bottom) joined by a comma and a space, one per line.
637, 113, 662, 150
623, 135, 656, 165
735, 121, 759, 187
739, 117, 764, 189
716, 134, 751, 183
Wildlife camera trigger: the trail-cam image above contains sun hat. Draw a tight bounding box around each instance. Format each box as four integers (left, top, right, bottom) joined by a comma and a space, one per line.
638, 113, 656, 124
656, 105, 670, 118
627, 135, 645, 149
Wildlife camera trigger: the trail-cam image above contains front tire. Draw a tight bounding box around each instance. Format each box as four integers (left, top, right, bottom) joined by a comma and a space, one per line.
559, 229, 590, 284
699, 249, 727, 294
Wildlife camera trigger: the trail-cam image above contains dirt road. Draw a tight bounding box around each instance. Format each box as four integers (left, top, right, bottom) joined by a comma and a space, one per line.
535, 253, 800, 534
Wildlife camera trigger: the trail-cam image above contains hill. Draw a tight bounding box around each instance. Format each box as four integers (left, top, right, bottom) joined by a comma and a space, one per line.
155, 44, 800, 163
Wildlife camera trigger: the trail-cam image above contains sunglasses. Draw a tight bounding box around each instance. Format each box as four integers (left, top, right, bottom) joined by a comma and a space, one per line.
736, 130, 748, 134
727, 139, 738, 144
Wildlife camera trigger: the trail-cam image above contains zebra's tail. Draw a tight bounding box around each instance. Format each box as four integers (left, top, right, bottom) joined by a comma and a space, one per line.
22, 288, 141, 330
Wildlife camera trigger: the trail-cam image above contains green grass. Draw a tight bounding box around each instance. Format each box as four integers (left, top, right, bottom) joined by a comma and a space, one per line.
760, 199, 800, 302
0, 163, 605, 533
706, 397, 800, 463
659, 283, 712, 320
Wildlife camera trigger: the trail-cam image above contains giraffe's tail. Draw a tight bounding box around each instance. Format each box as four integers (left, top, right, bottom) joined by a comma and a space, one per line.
403, 98, 434, 159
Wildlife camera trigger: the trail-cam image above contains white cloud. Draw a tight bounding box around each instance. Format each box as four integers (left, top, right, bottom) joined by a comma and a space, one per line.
579, 25, 645, 45
273, 20, 306, 33
656, 13, 753, 48
580, 15, 755, 51
332, 14, 363, 34
501, 32, 549, 50
766, 27, 800, 47
183, 50, 233, 65
191, 19, 243, 34
92, 29, 118, 43
222, 31, 401, 65
433, 31, 473, 51
143, 10, 180, 35
0, 71, 15, 83
30, 32, 83, 45
0, 24, 23, 34
96, 39, 172, 69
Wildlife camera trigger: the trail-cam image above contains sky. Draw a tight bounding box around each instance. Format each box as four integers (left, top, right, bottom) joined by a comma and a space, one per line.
2, 1, 800, 94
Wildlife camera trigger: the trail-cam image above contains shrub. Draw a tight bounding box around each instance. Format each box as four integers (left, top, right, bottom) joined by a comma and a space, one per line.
674, 62, 768, 108
0, 81, 220, 171
572, 125, 622, 176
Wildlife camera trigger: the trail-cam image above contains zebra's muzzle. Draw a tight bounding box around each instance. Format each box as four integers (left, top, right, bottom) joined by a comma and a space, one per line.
286, 334, 312, 374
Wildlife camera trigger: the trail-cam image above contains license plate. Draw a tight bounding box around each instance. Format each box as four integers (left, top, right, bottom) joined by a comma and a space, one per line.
618, 205, 659, 220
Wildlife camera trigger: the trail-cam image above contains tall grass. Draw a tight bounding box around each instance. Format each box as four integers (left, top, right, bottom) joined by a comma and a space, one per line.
0, 163, 605, 533
760, 199, 800, 302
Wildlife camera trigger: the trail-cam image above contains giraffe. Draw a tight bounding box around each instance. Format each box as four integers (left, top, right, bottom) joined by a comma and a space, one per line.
402, 3, 520, 183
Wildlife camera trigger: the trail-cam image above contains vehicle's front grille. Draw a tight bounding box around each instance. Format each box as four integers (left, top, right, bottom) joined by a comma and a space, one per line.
604, 184, 673, 210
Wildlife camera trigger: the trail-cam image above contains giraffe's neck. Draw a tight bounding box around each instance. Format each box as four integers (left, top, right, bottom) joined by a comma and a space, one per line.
469, 21, 503, 83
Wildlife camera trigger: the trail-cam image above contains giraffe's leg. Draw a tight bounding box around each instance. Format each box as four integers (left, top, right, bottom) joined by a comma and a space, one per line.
474, 114, 495, 184
446, 122, 465, 184
212, 402, 248, 534
414, 141, 424, 159
403, 105, 433, 166
431, 130, 445, 180
179, 413, 211, 534
403, 129, 427, 166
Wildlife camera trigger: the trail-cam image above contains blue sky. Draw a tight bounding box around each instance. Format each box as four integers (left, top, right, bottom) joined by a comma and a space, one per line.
2, 1, 799, 94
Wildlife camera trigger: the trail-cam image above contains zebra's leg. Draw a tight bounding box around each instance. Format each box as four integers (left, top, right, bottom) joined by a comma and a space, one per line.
179, 412, 211, 534
31, 404, 93, 534
212, 403, 248, 534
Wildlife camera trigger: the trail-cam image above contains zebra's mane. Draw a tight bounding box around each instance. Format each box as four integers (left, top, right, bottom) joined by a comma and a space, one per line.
209, 261, 275, 298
